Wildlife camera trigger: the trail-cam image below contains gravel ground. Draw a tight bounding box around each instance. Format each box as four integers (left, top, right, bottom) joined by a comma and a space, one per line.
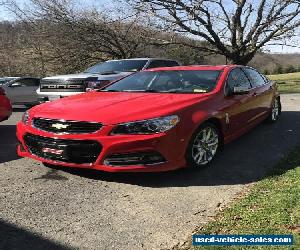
0, 94, 300, 250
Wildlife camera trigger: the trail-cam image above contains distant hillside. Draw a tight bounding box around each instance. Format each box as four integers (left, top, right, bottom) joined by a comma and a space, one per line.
250, 53, 300, 72
204, 52, 300, 73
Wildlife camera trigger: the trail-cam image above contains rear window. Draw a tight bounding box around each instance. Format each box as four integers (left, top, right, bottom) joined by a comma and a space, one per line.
102, 70, 221, 93
243, 68, 267, 87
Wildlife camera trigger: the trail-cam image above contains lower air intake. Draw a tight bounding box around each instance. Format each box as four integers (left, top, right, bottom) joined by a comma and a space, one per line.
103, 152, 166, 166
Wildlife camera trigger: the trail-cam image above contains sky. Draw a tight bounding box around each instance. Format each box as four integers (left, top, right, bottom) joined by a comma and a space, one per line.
1, 0, 300, 54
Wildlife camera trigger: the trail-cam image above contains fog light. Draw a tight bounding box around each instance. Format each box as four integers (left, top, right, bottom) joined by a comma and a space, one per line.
17, 143, 26, 152
103, 152, 166, 166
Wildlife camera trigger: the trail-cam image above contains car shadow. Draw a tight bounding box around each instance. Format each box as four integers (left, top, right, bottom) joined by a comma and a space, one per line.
0, 219, 70, 250
0, 125, 20, 164
51, 111, 300, 187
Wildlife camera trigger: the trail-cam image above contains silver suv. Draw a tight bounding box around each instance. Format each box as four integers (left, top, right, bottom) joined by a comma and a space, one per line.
37, 58, 180, 102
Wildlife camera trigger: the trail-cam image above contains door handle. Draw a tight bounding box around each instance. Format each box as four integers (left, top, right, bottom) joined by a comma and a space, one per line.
252, 92, 258, 97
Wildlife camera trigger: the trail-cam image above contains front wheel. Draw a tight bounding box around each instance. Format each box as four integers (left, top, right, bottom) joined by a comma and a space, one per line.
267, 97, 281, 123
186, 123, 221, 168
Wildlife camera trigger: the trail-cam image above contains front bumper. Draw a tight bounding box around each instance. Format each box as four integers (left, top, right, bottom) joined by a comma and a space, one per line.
16, 121, 187, 172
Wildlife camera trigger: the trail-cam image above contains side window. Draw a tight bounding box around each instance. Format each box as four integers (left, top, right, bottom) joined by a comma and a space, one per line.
163, 61, 179, 67
243, 68, 266, 87
18, 78, 40, 87
147, 60, 166, 69
226, 68, 251, 95
261, 74, 270, 83
32, 78, 40, 86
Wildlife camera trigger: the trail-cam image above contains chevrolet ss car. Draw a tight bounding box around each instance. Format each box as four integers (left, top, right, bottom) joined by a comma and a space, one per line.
0, 87, 12, 122
17, 65, 281, 172
37, 58, 180, 102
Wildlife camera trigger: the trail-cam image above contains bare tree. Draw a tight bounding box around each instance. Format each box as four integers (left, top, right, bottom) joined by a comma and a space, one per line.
4, 0, 160, 74
125, 0, 300, 65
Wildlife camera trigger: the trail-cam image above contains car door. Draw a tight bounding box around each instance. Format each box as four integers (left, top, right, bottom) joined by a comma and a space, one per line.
222, 68, 255, 135
7, 78, 40, 104
3, 79, 21, 104
242, 68, 273, 122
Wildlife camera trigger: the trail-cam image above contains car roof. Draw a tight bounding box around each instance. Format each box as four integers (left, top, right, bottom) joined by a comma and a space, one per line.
108, 58, 179, 62
144, 65, 238, 71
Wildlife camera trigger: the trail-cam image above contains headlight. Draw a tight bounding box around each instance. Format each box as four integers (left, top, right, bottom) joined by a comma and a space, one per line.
22, 111, 30, 125
111, 115, 180, 135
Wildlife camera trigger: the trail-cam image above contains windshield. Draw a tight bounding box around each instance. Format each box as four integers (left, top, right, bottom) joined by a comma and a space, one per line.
102, 70, 221, 93
84, 60, 148, 74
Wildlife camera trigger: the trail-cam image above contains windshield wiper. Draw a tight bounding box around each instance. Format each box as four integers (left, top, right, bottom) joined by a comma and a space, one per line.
139, 89, 160, 93
84, 71, 120, 75
112, 89, 160, 93
99, 89, 119, 92
100, 71, 119, 75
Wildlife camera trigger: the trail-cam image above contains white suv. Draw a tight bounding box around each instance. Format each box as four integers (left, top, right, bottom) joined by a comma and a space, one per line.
37, 58, 180, 102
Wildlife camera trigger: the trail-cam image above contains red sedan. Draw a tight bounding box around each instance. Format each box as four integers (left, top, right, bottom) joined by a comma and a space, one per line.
0, 87, 12, 122
16, 65, 281, 172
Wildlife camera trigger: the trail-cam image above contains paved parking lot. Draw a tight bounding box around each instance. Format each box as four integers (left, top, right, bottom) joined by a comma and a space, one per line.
1, 94, 300, 250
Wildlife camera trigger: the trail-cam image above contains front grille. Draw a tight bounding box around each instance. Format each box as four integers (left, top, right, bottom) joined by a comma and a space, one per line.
33, 118, 102, 134
40, 79, 85, 92
24, 133, 102, 164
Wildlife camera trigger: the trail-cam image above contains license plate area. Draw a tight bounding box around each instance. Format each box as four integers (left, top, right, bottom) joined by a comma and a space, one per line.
41, 144, 67, 157
39, 142, 68, 161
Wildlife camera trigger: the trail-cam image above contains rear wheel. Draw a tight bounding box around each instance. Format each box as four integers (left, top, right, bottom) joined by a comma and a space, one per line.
267, 97, 281, 123
186, 122, 221, 168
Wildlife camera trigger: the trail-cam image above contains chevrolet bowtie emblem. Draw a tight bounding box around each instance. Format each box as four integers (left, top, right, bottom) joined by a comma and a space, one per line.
51, 123, 69, 130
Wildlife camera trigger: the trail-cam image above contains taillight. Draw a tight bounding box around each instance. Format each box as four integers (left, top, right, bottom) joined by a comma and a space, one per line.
0, 87, 5, 95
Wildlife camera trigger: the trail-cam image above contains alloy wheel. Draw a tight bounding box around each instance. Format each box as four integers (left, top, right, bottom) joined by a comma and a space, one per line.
191, 126, 219, 166
271, 98, 280, 121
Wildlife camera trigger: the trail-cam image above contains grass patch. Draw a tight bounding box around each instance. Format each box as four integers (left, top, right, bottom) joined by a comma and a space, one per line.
188, 147, 300, 250
268, 72, 300, 81
267, 73, 300, 93
276, 82, 300, 94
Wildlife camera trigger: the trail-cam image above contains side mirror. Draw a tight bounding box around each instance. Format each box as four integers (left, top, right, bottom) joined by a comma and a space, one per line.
232, 86, 250, 95
10, 82, 22, 87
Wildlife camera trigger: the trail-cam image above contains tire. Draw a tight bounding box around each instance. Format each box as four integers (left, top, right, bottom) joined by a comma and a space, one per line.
185, 122, 221, 168
25, 104, 35, 108
267, 97, 281, 123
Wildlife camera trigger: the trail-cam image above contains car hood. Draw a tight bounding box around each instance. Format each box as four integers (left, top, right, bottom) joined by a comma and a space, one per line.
42, 72, 133, 81
31, 92, 210, 125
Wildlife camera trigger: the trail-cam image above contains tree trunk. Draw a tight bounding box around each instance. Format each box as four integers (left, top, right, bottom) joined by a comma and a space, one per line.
226, 52, 255, 65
